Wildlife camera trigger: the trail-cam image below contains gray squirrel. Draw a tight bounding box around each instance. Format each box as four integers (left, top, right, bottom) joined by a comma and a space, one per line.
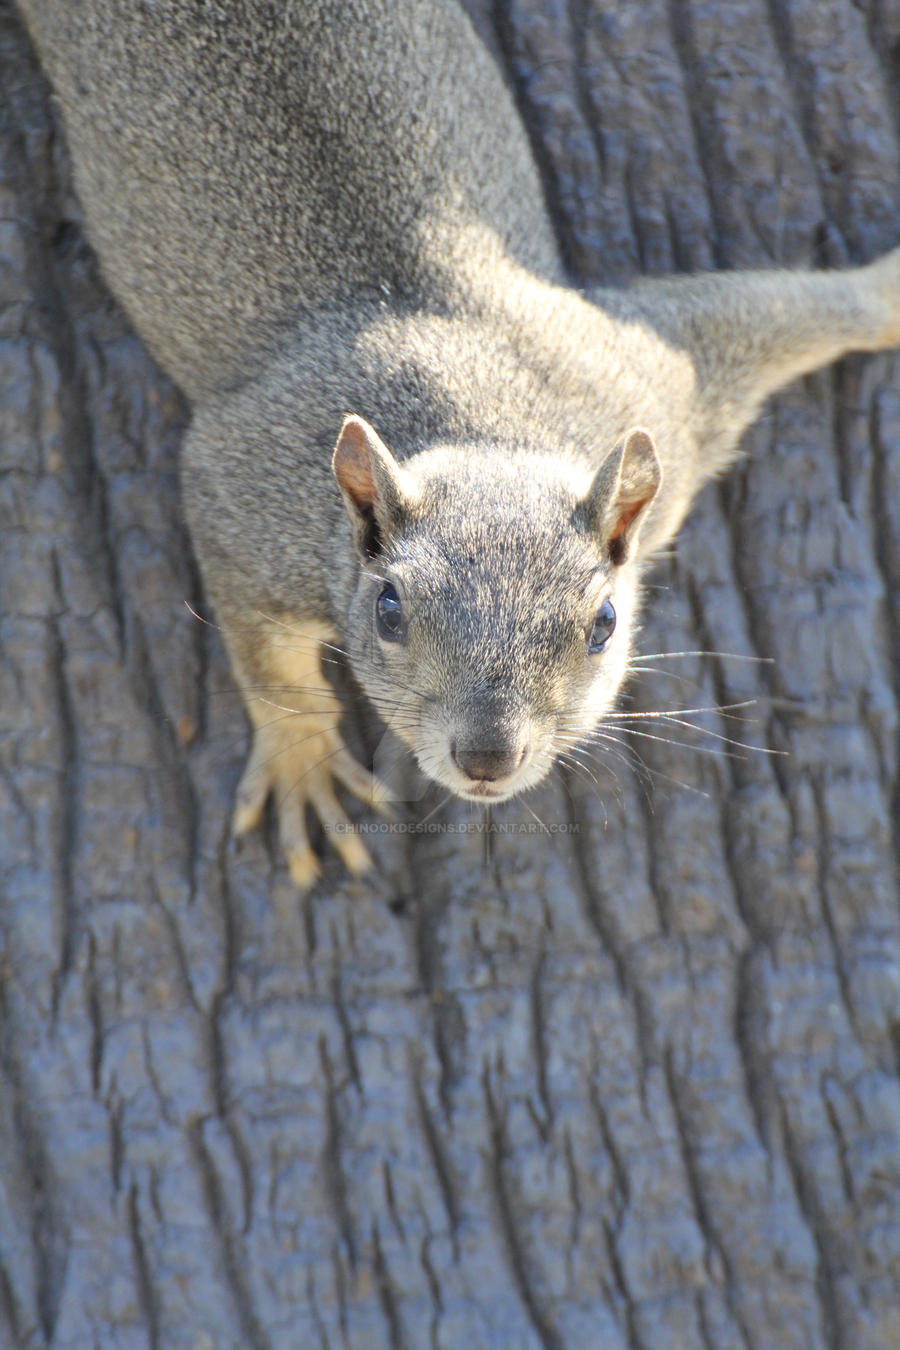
19, 0, 900, 889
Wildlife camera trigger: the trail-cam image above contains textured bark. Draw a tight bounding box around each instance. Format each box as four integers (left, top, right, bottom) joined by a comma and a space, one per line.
3, 1, 900, 1346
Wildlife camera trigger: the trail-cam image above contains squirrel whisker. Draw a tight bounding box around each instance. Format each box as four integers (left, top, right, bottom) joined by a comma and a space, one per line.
604, 713, 785, 755
599, 699, 758, 720
630, 650, 776, 663
583, 723, 751, 762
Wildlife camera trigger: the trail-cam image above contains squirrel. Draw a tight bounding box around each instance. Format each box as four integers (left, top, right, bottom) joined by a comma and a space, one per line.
19, 0, 900, 889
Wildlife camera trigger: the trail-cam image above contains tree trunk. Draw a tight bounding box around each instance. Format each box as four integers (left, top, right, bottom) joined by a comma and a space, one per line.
3, 1, 900, 1346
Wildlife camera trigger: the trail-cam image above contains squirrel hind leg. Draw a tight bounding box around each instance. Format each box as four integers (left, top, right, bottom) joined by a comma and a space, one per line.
230, 618, 393, 890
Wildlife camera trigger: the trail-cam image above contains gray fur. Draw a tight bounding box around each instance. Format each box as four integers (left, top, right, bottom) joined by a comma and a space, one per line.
18, 0, 900, 865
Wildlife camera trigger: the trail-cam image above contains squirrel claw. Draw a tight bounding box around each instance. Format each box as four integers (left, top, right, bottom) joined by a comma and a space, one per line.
286, 845, 322, 892
231, 713, 386, 888
331, 746, 398, 821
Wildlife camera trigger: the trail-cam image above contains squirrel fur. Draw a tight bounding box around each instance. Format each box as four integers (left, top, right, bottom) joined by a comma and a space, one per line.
19, 0, 900, 888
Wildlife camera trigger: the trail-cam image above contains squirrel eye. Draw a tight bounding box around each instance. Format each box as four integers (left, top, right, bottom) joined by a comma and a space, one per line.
376, 582, 404, 642
588, 598, 616, 654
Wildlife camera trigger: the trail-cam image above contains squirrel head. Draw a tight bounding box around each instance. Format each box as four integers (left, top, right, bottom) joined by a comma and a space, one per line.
333, 415, 662, 802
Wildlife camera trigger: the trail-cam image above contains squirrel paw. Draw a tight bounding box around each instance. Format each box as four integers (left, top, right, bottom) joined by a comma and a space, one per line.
232, 712, 394, 891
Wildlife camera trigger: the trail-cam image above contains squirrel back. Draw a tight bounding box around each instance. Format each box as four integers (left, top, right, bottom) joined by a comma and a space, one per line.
19, 0, 562, 399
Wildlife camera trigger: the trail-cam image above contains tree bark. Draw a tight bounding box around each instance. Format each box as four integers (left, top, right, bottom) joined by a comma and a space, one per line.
3, 1, 900, 1346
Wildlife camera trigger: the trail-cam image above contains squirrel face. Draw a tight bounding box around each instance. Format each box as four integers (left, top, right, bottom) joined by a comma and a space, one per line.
333, 416, 662, 801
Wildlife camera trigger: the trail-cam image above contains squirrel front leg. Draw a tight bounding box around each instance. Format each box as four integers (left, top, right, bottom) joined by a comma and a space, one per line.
617, 247, 900, 467
222, 614, 391, 890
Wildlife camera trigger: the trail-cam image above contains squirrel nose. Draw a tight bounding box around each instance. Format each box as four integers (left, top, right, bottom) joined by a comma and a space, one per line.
450, 740, 527, 782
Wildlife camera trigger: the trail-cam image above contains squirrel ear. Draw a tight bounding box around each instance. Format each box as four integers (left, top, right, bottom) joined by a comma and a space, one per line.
332, 415, 419, 557
582, 428, 662, 565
